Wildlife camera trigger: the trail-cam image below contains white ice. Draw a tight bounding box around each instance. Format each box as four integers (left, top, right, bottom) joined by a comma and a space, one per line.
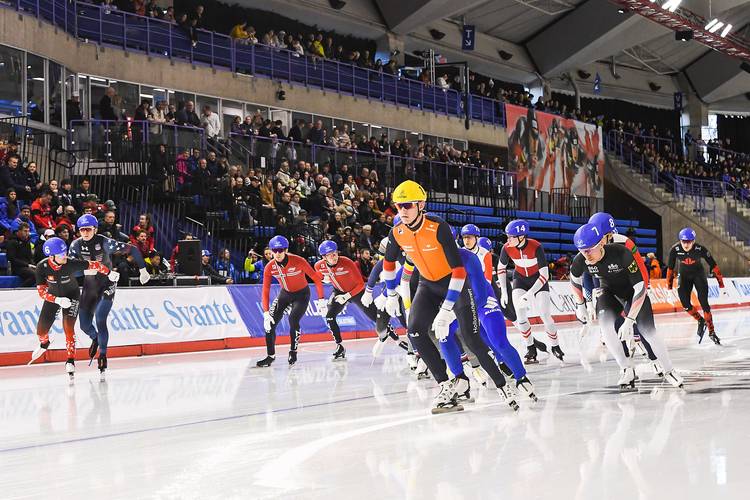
3, 309, 750, 500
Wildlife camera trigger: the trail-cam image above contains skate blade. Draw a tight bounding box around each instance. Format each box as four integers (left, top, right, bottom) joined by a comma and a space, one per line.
457, 395, 475, 404
417, 372, 431, 380
524, 359, 539, 365
100, 372, 106, 382
431, 404, 464, 415
508, 401, 520, 412
332, 356, 347, 362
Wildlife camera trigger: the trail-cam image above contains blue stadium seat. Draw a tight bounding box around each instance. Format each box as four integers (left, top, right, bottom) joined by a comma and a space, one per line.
0, 276, 21, 288
0, 253, 7, 269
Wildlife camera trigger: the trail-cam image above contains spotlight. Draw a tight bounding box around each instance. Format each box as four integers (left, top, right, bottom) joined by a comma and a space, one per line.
675, 30, 693, 41
328, 0, 346, 9
617, 8, 626, 14
721, 24, 733, 37
577, 70, 591, 79
648, 82, 661, 91
498, 50, 513, 61
429, 29, 446, 41
661, 0, 682, 12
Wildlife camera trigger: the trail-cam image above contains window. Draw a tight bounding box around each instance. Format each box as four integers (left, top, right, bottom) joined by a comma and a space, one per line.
0, 45, 23, 116
48, 62, 63, 127
26, 53, 45, 122
110, 81, 139, 118
222, 100, 243, 135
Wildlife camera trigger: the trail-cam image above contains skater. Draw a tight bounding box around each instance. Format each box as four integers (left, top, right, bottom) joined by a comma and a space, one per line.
570, 223, 684, 389
314, 240, 386, 361
257, 235, 326, 367
382, 180, 501, 414
497, 219, 564, 363
29, 237, 119, 378
479, 236, 518, 324
69, 214, 151, 379
666, 227, 727, 345
439, 246, 539, 410
460, 224, 493, 282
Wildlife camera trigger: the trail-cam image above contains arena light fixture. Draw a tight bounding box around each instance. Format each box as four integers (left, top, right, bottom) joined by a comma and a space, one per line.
661, 0, 681, 12
708, 22, 724, 34
721, 24, 733, 38
705, 19, 718, 30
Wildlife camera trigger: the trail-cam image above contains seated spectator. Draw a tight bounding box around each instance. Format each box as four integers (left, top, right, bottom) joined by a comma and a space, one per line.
56, 206, 77, 229
358, 224, 375, 252
2, 155, 32, 201
30, 188, 56, 231
130, 213, 155, 251
6, 221, 35, 286
260, 178, 275, 208
214, 248, 236, 281
0, 187, 20, 232
34, 228, 56, 263
146, 250, 170, 275
132, 230, 152, 258
200, 250, 233, 284
54, 223, 72, 246
73, 178, 94, 212
14, 206, 38, 243
24, 162, 42, 196
99, 210, 129, 242
243, 249, 264, 284
356, 248, 374, 278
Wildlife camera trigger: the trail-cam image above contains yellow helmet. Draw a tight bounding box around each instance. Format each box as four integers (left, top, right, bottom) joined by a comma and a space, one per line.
392, 180, 427, 203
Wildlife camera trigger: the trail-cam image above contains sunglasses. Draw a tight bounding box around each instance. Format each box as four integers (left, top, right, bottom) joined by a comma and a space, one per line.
396, 202, 416, 210
271, 248, 286, 253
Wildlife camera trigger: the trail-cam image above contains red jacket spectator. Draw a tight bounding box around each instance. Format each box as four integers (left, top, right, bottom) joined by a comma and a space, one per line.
130, 214, 155, 251
30, 193, 55, 230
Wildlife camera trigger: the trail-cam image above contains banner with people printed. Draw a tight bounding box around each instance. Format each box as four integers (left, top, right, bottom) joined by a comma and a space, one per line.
506, 104, 604, 198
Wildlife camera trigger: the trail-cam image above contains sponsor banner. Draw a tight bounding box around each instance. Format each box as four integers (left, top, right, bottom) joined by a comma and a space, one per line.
506, 103, 604, 198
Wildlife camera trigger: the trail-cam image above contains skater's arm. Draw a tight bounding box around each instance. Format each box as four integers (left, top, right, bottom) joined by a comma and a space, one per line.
665, 246, 677, 288
382, 232, 401, 292
496, 246, 510, 296
525, 244, 549, 296
700, 246, 724, 287
366, 259, 384, 291
261, 264, 272, 311
482, 250, 493, 283
623, 237, 650, 286
625, 254, 647, 320
87, 261, 111, 275
35, 266, 57, 302
299, 257, 324, 299
569, 257, 585, 304
105, 237, 146, 268
436, 221, 466, 311
343, 257, 365, 296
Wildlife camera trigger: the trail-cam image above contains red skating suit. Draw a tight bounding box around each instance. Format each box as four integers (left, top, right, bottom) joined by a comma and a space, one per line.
498, 238, 549, 291
314, 257, 366, 295
262, 254, 323, 310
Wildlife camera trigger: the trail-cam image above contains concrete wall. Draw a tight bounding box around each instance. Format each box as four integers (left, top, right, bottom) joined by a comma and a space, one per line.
606, 155, 749, 277
0, 8, 506, 147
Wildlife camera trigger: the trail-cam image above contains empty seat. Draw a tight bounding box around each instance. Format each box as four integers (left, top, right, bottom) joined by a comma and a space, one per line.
0, 276, 21, 288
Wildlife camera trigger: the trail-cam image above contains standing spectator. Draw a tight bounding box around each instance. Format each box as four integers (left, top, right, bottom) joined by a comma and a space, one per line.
230, 22, 250, 43
130, 213, 155, 251
191, 158, 214, 195
99, 87, 118, 121
6, 221, 35, 286
306, 120, 325, 145
175, 100, 201, 127
149, 100, 168, 143
66, 91, 83, 125
201, 105, 222, 143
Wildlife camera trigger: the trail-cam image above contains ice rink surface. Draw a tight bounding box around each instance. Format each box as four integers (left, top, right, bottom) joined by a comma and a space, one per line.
3, 309, 750, 500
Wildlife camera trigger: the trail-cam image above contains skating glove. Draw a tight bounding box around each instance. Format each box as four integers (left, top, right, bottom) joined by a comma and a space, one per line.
432, 306, 455, 341
374, 293, 387, 311
334, 292, 351, 305
575, 302, 588, 324
314, 299, 328, 316
107, 270, 120, 283
618, 317, 636, 348
139, 268, 151, 285
384, 291, 402, 317
360, 289, 374, 308
497, 287, 508, 308
586, 301, 597, 322
263, 311, 274, 331
54, 297, 72, 309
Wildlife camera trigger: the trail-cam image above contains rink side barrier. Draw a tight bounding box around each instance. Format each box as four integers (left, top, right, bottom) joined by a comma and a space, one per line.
1, 279, 749, 366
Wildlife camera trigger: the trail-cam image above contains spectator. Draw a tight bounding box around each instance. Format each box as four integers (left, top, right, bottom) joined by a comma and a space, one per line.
99, 210, 129, 242
56, 206, 77, 229
73, 178, 93, 211
132, 230, 152, 258
6, 221, 35, 286
358, 224, 375, 252
0, 188, 20, 232
58, 178, 74, 208
34, 228, 56, 263
2, 155, 32, 200
54, 223, 72, 246
306, 120, 325, 145
260, 177, 275, 208
201, 250, 233, 284
99, 87, 118, 121
230, 21, 250, 43
30, 189, 56, 230
310, 33, 325, 58
66, 91, 83, 123
646, 252, 663, 280
130, 213, 155, 251
201, 105, 222, 141
214, 248, 236, 281
191, 158, 214, 195
146, 251, 170, 275
243, 249, 264, 283
356, 248, 374, 278
149, 100, 168, 141
14, 206, 39, 243
175, 100, 201, 127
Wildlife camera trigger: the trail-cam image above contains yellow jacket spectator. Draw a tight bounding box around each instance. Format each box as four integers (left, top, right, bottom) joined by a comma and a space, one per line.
230, 22, 250, 41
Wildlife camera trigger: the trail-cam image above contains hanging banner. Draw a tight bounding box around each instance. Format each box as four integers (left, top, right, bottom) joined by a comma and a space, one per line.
506, 103, 605, 198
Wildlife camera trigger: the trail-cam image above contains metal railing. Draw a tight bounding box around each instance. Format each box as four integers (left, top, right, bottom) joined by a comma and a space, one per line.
5, 0, 506, 127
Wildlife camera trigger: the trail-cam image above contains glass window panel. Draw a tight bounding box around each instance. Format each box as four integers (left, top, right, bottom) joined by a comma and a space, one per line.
26, 53, 45, 123
196, 95, 218, 114
140, 85, 168, 106
0, 45, 23, 116
110, 80, 139, 119
49, 61, 63, 127
222, 99, 243, 135
169, 90, 195, 110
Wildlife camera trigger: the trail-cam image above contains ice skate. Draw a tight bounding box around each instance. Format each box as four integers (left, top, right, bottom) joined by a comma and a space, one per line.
397, 340, 409, 351
533, 338, 548, 353
696, 318, 706, 343
387, 330, 399, 342
332, 344, 346, 361
453, 375, 474, 403
88, 338, 99, 366
618, 367, 636, 390
416, 358, 430, 379
431, 380, 463, 414
663, 370, 684, 388
516, 376, 538, 402
65, 358, 75, 380
551, 345, 565, 362
256, 355, 275, 368
651, 361, 664, 377
28, 341, 50, 365
633, 338, 648, 357
497, 361, 514, 380
497, 386, 519, 412
708, 331, 721, 345
406, 352, 418, 371
524, 345, 539, 364
97, 355, 107, 382
463, 361, 488, 387
371, 339, 386, 358
288, 350, 298, 366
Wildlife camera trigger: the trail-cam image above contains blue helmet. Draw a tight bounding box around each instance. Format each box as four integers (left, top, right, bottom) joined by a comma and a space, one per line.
588, 212, 617, 236
478, 237, 493, 251
461, 224, 481, 237
318, 240, 338, 256
269, 235, 289, 251
574, 223, 604, 250
201, 250, 211, 257
450, 226, 458, 240
393, 214, 402, 226
43, 237, 68, 257
505, 219, 529, 237
77, 214, 98, 229
679, 227, 696, 241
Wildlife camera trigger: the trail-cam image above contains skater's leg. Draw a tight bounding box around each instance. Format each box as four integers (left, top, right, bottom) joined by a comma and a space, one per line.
287, 288, 310, 352
597, 292, 632, 369
266, 292, 293, 356
36, 301, 58, 346
678, 277, 702, 322
438, 321, 465, 377
534, 290, 559, 346
62, 302, 79, 359
512, 287, 533, 346
634, 298, 673, 372
693, 275, 717, 336
480, 308, 526, 379
454, 299, 507, 389
325, 294, 345, 344
78, 286, 99, 341
408, 285, 449, 383
94, 298, 114, 356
